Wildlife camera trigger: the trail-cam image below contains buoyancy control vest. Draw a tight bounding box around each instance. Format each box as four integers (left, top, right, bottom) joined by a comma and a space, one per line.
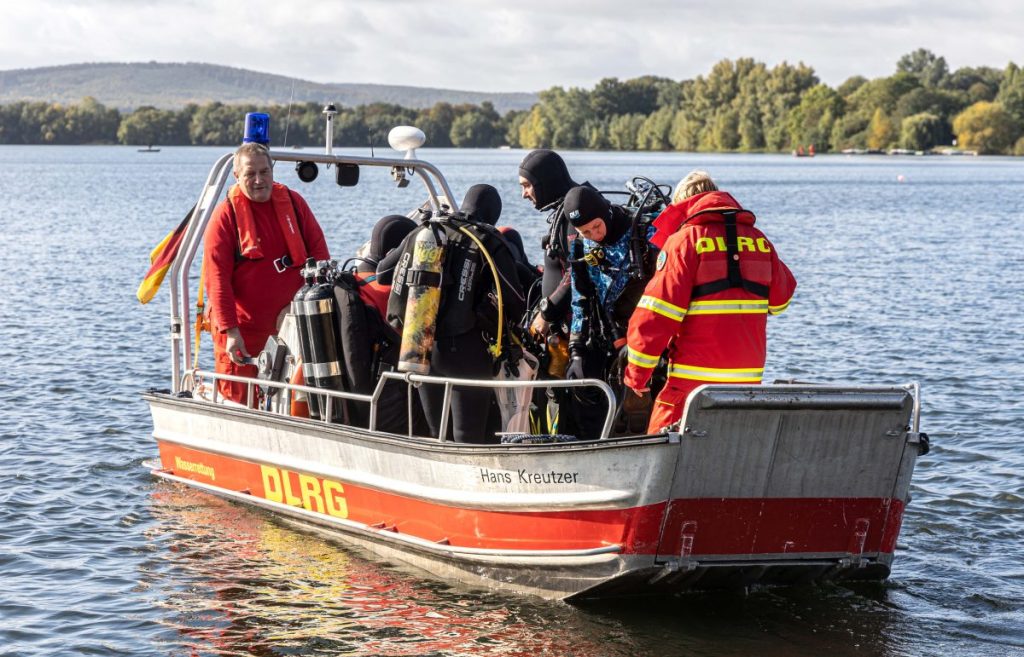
331, 269, 408, 432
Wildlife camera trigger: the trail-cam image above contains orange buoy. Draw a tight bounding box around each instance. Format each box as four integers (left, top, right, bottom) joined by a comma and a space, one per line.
289, 360, 310, 418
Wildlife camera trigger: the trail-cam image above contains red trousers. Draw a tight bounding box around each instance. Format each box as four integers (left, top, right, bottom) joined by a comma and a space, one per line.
212, 327, 262, 405
646, 380, 702, 434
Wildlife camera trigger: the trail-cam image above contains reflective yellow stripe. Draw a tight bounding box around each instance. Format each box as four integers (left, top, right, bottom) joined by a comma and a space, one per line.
769, 298, 791, 314
637, 295, 686, 322
627, 346, 659, 369
668, 363, 763, 382
687, 299, 769, 315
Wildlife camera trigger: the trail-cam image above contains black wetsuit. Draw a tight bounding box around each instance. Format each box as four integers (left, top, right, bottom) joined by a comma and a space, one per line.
518, 150, 582, 329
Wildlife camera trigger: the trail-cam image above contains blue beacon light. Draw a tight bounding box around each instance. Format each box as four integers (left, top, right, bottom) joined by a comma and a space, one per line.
243, 112, 270, 145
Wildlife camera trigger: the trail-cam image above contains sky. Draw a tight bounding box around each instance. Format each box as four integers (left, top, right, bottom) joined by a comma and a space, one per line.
2, 0, 1022, 92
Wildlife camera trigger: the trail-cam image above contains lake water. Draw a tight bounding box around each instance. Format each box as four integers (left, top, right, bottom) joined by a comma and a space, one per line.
1, 145, 1022, 656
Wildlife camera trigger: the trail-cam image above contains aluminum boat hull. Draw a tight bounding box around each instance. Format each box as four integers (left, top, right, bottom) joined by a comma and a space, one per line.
146, 384, 922, 600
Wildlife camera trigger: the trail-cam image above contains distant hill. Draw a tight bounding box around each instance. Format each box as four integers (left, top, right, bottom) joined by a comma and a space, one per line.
0, 62, 539, 114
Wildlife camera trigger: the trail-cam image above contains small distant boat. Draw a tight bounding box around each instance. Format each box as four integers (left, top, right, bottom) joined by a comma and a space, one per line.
792, 144, 815, 157
138, 145, 161, 153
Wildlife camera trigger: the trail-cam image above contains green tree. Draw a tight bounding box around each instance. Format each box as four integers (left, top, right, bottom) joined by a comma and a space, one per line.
996, 63, 1024, 124
952, 101, 1019, 153
711, 108, 740, 150
518, 106, 551, 149
65, 97, 120, 143
837, 76, 868, 97
583, 118, 610, 150
788, 84, 844, 151
830, 113, 870, 150
189, 102, 242, 145
118, 106, 173, 145
450, 108, 499, 147
636, 106, 674, 150
761, 61, 819, 150
669, 109, 701, 151
607, 113, 645, 150
590, 76, 666, 118
896, 48, 949, 88
416, 102, 455, 147
504, 110, 528, 148
899, 112, 943, 150
0, 102, 32, 144
948, 66, 1002, 102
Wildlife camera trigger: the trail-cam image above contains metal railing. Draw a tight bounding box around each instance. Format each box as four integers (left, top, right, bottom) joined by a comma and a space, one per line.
166, 151, 459, 393
185, 369, 619, 440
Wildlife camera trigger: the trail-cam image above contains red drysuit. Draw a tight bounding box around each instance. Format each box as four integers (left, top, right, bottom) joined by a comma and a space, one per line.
204, 183, 329, 403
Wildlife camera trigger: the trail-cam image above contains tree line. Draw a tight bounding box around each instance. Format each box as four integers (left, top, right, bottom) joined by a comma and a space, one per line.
2, 50, 1022, 154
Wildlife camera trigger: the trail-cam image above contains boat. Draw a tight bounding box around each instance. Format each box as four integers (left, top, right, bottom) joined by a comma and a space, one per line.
144, 118, 928, 601
138, 145, 160, 152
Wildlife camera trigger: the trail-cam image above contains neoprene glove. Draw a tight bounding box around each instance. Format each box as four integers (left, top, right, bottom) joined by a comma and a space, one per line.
566, 341, 585, 380
566, 356, 585, 380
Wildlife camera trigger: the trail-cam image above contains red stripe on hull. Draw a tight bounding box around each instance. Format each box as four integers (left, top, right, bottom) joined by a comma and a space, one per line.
157, 442, 665, 552
656, 497, 906, 559
158, 442, 904, 558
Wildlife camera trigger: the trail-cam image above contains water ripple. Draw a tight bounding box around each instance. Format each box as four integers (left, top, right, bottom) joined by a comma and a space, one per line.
1, 147, 1022, 656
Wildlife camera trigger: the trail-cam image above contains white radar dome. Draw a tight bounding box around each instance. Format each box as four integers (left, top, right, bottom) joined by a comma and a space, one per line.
388, 126, 426, 158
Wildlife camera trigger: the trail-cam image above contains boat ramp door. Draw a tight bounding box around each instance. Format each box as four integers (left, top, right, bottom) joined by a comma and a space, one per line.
654, 384, 923, 574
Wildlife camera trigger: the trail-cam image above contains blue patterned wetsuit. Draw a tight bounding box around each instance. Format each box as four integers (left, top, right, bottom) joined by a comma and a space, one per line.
570, 225, 656, 336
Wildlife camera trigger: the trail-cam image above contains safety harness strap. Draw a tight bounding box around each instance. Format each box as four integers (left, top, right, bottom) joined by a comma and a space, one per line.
691, 210, 770, 299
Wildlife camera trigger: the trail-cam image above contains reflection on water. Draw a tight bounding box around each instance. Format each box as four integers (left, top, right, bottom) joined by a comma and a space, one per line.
148, 484, 928, 657
146, 485, 617, 656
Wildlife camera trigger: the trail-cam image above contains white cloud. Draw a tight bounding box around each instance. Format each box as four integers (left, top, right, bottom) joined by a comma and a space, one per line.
1, 0, 1021, 90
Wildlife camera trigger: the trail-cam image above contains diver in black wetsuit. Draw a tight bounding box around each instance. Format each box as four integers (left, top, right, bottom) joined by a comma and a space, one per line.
518, 150, 596, 435
517, 149, 584, 339
386, 184, 525, 444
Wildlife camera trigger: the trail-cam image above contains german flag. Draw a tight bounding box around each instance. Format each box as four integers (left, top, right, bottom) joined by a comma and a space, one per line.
137, 208, 193, 304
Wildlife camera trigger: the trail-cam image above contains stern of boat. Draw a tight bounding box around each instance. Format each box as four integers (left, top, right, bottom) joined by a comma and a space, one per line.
573, 384, 923, 598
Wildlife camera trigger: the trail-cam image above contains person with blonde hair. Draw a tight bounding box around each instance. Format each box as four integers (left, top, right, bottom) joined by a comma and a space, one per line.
625, 171, 796, 433
672, 170, 718, 204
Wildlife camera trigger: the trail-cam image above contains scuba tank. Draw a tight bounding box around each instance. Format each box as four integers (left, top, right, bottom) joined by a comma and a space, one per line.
291, 258, 321, 420
303, 259, 345, 422
397, 224, 446, 374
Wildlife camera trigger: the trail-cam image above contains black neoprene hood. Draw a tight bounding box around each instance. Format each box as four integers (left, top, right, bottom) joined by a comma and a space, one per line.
563, 185, 610, 227
518, 150, 577, 210
361, 214, 416, 271
461, 184, 502, 226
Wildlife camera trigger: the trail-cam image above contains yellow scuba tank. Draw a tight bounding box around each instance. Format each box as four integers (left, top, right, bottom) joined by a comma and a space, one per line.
397, 225, 446, 374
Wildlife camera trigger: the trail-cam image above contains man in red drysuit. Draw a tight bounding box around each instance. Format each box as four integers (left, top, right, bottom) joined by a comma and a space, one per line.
624, 171, 796, 433
203, 142, 330, 404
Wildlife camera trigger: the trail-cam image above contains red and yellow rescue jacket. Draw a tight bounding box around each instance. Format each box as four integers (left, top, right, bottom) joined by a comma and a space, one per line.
624, 191, 796, 391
